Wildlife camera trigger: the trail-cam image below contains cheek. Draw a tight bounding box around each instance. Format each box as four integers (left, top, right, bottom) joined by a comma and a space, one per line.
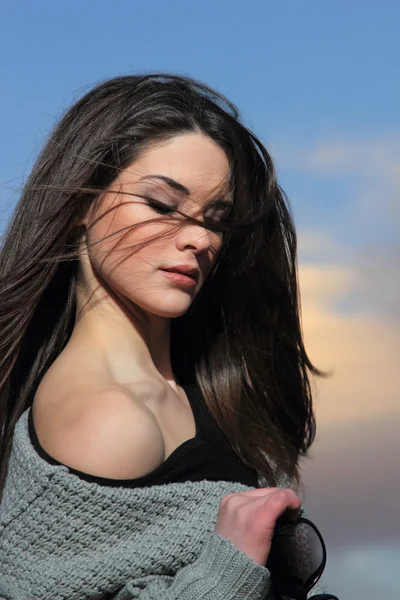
86, 217, 171, 279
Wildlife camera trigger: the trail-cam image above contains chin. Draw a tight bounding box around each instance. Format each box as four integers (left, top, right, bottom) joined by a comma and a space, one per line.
141, 297, 194, 319
151, 305, 192, 319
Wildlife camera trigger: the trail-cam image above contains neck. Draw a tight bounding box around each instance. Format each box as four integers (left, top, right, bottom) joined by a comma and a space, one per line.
71, 277, 176, 387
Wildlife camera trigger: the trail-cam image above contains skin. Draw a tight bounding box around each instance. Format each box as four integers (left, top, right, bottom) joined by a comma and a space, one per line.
32, 132, 303, 566
73, 131, 232, 391
32, 132, 233, 477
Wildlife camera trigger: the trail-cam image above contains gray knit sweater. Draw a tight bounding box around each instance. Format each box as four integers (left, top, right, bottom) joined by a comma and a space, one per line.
0, 409, 326, 599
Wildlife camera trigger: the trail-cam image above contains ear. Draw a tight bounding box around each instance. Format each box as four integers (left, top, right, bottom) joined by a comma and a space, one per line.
74, 202, 92, 228
72, 213, 88, 235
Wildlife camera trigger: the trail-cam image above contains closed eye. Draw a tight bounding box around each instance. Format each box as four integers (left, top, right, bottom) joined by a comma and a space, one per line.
146, 199, 176, 215
146, 196, 233, 224
204, 202, 233, 225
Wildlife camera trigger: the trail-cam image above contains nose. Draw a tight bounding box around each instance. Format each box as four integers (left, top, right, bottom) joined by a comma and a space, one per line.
174, 220, 214, 254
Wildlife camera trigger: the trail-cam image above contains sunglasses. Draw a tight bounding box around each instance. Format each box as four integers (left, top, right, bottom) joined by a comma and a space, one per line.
266, 516, 339, 600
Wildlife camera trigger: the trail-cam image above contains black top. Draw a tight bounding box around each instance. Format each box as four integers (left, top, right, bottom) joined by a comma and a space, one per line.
28, 383, 259, 488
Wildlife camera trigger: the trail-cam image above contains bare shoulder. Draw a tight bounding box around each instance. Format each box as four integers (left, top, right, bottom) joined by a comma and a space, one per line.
32, 387, 165, 479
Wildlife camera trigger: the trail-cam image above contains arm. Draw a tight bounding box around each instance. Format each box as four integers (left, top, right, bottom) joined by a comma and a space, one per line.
114, 529, 272, 600
0, 531, 272, 600
113, 503, 329, 600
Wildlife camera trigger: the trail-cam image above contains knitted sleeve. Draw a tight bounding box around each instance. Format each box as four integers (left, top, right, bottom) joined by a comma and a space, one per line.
0, 412, 332, 600
112, 506, 329, 600
114, 530, 272, 600
0, 533, 272, 600
111, 512, 328, 600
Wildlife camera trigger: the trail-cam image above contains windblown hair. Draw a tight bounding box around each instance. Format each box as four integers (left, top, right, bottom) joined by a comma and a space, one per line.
0, 73, 326, 499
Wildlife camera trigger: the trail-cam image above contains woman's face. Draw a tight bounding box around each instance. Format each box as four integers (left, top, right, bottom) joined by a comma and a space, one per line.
82, 132, 232, 318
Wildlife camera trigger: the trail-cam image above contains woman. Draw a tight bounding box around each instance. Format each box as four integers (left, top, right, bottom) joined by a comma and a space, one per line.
0, 74, 328, 599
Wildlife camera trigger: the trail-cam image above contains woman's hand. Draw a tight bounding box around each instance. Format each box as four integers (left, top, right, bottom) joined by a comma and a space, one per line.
215, 487, 302, 567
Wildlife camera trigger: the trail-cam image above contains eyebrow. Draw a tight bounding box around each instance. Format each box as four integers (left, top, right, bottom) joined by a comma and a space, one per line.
139, 175, 191, 196
139, 174, 233, 206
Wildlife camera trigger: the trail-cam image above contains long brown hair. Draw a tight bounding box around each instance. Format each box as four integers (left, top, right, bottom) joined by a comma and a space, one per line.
0, 73, 327, 499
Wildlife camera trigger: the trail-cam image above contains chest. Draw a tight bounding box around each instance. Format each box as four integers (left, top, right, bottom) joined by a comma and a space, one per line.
139, 390, 197, 461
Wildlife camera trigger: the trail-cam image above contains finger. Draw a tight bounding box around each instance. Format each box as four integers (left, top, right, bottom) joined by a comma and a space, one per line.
263, 489, 302, 521
224, 487, 298, 499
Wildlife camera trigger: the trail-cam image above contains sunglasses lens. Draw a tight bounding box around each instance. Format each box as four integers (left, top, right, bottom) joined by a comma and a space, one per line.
267, 521, 324, 595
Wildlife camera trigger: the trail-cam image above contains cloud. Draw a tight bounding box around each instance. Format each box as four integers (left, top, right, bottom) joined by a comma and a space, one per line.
298, 230, 400, 322
351, 242, 400, 322
287, 134, 400, 181
288, 133, 400, 323
272, 132, 400, 231
295, 234, 400, 577
271, 133, 400, 597
298, 258, 400, 424
272, 132, 400, 183
301, 416, 400, 548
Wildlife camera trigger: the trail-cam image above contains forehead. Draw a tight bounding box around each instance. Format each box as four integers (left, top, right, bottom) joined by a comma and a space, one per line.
120, 133, 232, 199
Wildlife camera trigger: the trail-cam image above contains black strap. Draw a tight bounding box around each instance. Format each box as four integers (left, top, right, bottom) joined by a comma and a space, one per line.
308, 596, 339, 600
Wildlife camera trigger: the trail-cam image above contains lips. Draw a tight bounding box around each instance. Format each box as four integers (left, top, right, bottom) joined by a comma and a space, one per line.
160, 265, 199, 281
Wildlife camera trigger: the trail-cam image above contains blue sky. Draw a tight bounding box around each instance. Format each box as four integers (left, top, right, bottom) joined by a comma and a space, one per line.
1, 2, 399, 598
1, 2, 399, 247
